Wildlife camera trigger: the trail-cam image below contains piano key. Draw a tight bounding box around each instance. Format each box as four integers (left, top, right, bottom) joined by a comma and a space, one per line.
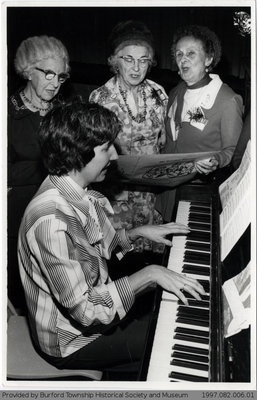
174, 333, 209, 344
188, 222, 211, 231
182, 266, 210, 276
178, 299, 210, 308
187, 231, 211, 242
182, 292, 210, 302
177, 305, 209, 317
169, 371, 208, 382
171, 359, 209, 371
176, 316, 209, 327
172, 343, 209, 355
175, 327, 209, 337
168, 363, 208, 378
189, 214, 211, 223
185, 241, 211, 252
171, 351, 209, 364
189, 206, 211, 214
184, 252, 210, 265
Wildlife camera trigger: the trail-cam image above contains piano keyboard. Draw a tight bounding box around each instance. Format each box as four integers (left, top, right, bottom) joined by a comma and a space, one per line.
147, 200, 213, 382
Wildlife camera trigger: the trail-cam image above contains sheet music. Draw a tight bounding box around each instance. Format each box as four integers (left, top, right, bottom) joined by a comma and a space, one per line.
222, 262, 251, 338
219, 141, 251, 261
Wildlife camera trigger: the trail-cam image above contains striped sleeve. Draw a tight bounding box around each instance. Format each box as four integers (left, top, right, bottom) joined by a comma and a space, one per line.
107, 277, 135, 319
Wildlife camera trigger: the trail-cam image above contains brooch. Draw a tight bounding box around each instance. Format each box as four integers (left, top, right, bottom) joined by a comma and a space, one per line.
187, 106, 205, 123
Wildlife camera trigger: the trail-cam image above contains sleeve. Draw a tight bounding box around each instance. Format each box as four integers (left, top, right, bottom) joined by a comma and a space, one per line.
215, 94, 243, 167
30, 218, 135, 327
8, 114, 46, 186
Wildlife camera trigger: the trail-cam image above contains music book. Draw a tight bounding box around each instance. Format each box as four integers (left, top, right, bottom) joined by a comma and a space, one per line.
219, 140, 251, 261
116, 151, 219, 188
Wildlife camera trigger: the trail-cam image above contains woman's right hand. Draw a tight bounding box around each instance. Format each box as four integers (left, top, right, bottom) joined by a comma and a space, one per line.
150, 265, 206, 305
128, 265, 206, 305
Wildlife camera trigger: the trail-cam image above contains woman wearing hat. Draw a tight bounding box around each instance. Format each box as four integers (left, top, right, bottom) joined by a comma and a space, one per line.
90, 20, 168, 256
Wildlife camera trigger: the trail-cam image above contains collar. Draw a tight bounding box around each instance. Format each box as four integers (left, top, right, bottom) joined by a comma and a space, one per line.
48, 175, 114, 248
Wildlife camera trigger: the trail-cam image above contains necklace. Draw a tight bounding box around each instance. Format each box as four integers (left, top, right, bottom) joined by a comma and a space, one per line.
20, 90, 52, 113
118, 83, 147, 123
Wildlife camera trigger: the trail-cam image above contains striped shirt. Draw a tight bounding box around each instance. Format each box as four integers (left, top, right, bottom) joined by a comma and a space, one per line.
18, 175, 134, 358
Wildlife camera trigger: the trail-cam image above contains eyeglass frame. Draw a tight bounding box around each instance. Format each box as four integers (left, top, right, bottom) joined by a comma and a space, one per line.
118, 56, 152, 67
35, 67, 70, 83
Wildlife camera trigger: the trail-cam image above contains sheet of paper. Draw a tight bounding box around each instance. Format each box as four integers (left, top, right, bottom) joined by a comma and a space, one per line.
219, 141, 251, 261
222, 262, 251, 338
219, 140, 251, 208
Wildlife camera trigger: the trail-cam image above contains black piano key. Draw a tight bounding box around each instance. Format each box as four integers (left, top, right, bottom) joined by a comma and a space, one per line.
189, 213, 210, 223
186, 241, 210, 252
178, 299, 210, 308
176, 316, 209, 327
175, 327, 209, 337
172, 344, 209, 355
184, 251, 210, 265
177, 306, 209, 319
182, 266, 210, 276
171, 359, 209, 371
169, 371, 208, 382
189, 206, 211, 214
191, 201, 211, 207
172, 351, 209, 364
183, 292, 210, 302
188, 222, 211, 232
174, 333, 209, 345
187, 231, 211, 242
198, 279, 210, 287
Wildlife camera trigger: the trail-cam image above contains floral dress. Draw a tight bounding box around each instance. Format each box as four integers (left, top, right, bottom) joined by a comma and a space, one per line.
90, 76, 168, 252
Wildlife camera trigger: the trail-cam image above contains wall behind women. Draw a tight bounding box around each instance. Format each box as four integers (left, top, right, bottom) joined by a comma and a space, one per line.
7, 6, 251, 88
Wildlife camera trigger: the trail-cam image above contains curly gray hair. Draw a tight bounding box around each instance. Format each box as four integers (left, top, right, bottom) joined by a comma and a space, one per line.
14, 35, 70, 79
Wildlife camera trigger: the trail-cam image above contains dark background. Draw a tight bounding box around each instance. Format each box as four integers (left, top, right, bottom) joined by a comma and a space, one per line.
6, 6, 251, 106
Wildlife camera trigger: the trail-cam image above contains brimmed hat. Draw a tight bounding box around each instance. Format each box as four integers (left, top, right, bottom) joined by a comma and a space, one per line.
108, 20, 154, 55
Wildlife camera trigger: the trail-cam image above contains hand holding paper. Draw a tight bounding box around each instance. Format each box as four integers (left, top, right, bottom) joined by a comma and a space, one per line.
194, 157, 219, 174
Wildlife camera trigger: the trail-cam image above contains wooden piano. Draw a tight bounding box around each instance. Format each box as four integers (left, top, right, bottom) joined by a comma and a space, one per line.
138, 181, 251, 382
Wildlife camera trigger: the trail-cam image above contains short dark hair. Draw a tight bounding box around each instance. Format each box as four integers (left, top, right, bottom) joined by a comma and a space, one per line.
172, 25, 222, 71
39, 98, 121, 176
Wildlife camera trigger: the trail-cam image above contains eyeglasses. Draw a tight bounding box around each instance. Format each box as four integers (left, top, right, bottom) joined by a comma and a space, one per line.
175, 51, 196, 61
35, 67, 70, 83
118, 56, 152, 67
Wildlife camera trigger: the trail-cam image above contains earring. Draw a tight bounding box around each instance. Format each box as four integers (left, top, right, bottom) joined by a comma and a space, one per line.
178, 70, 181, 75
205, 67, 209, 72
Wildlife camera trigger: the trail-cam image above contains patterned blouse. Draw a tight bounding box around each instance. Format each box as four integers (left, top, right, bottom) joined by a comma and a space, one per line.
89, 77, 168, 253
89, 76, 168, 156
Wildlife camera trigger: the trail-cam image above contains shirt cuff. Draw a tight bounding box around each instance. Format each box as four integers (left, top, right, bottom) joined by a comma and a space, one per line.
115, 228, 134, 260
107, 276, 135, 319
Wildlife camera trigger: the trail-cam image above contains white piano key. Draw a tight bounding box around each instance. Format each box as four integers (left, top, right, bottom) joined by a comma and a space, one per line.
147, 301, 210, 382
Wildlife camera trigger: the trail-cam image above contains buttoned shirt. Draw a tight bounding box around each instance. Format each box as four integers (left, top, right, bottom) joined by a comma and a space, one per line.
18, 175, 134, 357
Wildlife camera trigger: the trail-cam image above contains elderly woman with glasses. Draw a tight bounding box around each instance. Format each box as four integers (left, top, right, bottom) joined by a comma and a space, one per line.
156, 25, 243, 222
8, 35, 70, 309
90, 20, 168, 258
